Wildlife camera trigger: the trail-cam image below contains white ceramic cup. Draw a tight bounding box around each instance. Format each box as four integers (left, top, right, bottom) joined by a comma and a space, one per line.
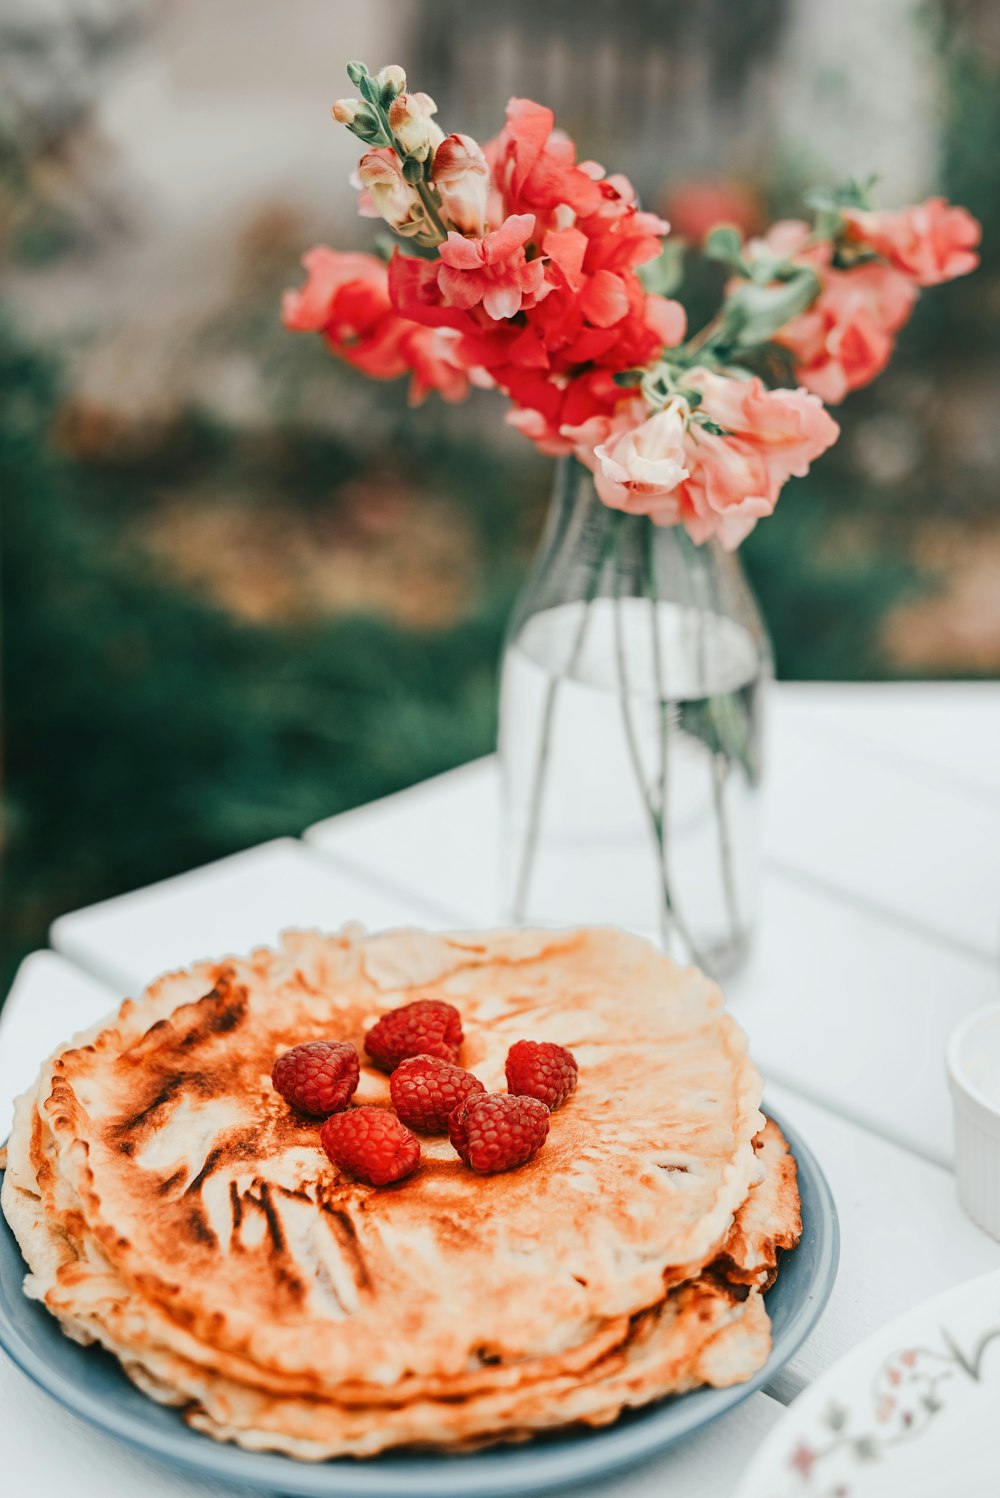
947, 1002, 1000, 1241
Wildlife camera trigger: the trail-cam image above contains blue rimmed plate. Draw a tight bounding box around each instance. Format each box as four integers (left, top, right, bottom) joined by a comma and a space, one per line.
0, 1103, 837, 1497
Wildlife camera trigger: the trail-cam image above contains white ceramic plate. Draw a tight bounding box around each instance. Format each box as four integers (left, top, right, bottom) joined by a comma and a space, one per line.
734, 1266, 1000, 1498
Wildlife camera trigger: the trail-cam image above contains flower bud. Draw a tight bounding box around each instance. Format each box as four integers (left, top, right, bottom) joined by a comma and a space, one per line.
332, 98, 363, 125
388, 91, 444, 162
432, 133, 490, 236
375, 64, 406, 102
331, 98, 383, 143
356, 149, 424, 237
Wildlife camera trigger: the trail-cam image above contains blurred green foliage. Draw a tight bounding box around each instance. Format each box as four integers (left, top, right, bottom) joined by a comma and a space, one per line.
0, 327, 516, 991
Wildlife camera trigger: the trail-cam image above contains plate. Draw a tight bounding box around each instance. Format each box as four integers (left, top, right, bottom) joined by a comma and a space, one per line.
734, 1264, 1000, 1498
0, 1104, 837, 1498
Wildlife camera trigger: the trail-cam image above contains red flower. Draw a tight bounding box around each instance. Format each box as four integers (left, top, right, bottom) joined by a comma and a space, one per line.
398, 325, 470, 405
577, 174, 671, 274
283, 246, 471, 404
489, 98, 604, 224
282, 247, 408, 379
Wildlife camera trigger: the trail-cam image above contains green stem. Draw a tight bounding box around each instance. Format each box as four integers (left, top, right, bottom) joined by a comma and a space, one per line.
413, 177, 449, 243
509, 503, 617, 922
683, 533, 743, 948
613, 521, 703, 966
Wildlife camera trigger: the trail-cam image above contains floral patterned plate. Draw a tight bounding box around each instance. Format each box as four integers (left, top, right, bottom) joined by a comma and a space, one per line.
734, 1267, 1000, 1498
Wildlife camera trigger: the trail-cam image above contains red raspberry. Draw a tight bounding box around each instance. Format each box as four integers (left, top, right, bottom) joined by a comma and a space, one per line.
320, 1107, 421, 1186
449, 1093, 550, 1174
271, 1040, 360, 1116
505, 1040, 578, 1111
390, 1055, 485, 1134
364, 999, 464, 1073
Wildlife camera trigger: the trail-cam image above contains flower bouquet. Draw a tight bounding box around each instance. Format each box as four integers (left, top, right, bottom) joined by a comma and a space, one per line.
284, 60, 979, 972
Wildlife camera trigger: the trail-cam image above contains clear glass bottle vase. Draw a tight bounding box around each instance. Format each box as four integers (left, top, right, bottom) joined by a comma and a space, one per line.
499, 455, 772, 977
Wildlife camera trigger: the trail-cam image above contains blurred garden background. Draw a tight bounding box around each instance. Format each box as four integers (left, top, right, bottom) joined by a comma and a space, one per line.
1, 0, 998, 995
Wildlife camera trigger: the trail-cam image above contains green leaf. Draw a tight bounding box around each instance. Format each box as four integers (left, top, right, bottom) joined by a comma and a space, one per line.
746, 249, 787, 286
401, 154, 424, 184
806, 174, 879, 215
704, 224, 745, 268
348, 111, 381, 143
357, 74, 381, 107
638, 239, 686, 296
612, 369, 645, 388
346, 60, 369, 87
722, 268, 821, 349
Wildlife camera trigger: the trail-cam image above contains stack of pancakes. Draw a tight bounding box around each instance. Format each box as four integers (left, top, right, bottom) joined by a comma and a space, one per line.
1, 926, 801, 1458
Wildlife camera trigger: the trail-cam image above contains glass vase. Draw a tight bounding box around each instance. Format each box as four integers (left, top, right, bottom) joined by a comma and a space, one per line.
498, 455, 772, 977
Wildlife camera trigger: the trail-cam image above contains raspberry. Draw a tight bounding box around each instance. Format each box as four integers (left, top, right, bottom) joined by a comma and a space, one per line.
271, 1040, 360, 1116
390, 1055, 485, 1134
364, 999, 464, 1073
505, 1040, 578, 1111
449, 1093, 550, 1174
320, 1107, 421, 1186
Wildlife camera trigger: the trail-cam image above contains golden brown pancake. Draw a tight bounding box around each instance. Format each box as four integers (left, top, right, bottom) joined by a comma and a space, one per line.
1, 925, 799, 1457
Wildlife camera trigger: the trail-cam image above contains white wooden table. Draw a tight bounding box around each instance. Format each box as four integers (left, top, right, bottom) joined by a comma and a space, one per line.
3, 682, 1000, 1498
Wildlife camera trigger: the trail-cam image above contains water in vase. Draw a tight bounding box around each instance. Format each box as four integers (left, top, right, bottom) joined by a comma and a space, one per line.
499, 596, 766, 975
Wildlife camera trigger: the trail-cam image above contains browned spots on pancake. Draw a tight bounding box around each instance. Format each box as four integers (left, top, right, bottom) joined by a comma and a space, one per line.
174, 987, 248, 1049
274, 1185, 313, 1204
185, 1204, 217, 1247
229, 1180, 243, 1230
158, 1168, 186, 1196
319, 1201, 372, 1292
111, 1074, 190, 1136
243, 1180, 285, 1255
184, 1147, 225, 1197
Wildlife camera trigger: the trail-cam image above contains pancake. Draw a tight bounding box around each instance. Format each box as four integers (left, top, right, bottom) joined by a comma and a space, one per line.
1, 924, 798, 1457
5, 1092, 789, 1458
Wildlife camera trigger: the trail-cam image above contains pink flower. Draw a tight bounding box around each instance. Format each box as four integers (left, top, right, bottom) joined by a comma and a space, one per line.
432, 134, 491, 236
587, 403, 691, 523
844, 197, 981, 286
778, 260, 916, 404
436, 213, 547, 319
506, 405, 571, 456
678, 370, 839, 547
745, 222, 917, 404
567, 372, 838, 548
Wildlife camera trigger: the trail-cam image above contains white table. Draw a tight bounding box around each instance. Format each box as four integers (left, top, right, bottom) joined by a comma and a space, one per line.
3, 681, 1000, 1498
